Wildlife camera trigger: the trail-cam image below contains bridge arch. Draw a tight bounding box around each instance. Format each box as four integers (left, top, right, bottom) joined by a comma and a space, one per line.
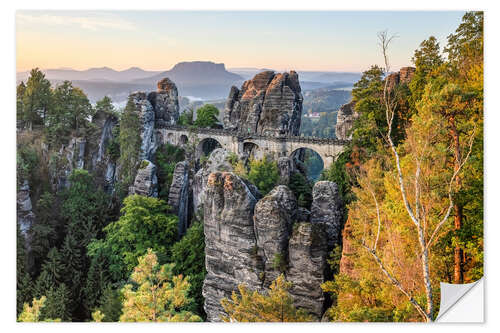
196, 137, 223, 159
290, 147, 325, 181
242, 141, 261, 159
179, 134, 189, 145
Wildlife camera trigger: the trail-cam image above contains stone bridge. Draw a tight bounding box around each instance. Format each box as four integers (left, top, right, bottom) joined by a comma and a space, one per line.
156, 125, 349, 169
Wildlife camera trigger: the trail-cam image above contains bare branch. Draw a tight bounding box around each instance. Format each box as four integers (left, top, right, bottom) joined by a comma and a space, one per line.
361, 243, 430, 321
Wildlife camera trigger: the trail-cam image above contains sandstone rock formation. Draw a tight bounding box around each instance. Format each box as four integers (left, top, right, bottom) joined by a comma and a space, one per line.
192, 148, 234, 215
311, 181, 344, 248
335, 101, 357, 140
287, 222, 328, 317
386, 66, 416, 92
17, 180, 35, 244
254, 185, 297, 286
202, 172, 263, 322
129, 160, 158, 197
129, 92, 157, 161
50, 136, 87, 191
223, 71, 303, 136
277, 156, 296, 185
124, 79, 181, 198
168, 161, 190, 236
147, 78, 179, 126
88, 110, 119, 193
203, 177, 344, 321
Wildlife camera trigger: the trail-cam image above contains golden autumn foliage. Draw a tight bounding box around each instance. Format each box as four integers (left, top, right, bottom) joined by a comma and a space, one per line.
17, 296, 61, 322
221, 274, 314, 322
119, 249, 201, 322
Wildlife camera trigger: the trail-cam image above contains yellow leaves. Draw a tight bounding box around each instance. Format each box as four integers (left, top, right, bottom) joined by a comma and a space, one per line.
119, 249, 201, 322
92, 310, 105, 322
17, 296, 61, 322
221, 274, 314, 322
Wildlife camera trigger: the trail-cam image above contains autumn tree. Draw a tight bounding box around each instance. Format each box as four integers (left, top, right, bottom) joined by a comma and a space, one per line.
17, 296, 61, 322
221, 274, 313, 322
119, 249, 201, 322
348, 31, 475, 322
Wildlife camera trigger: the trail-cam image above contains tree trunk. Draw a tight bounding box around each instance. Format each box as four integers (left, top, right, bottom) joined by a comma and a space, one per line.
418, 227, 434, 321
449, 117, 464, 284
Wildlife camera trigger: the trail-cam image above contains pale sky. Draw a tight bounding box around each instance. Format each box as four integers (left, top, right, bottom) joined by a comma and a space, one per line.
16, 11, 465, 72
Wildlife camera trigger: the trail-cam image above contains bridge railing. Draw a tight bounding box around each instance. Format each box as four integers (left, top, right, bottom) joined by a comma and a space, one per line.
156, 124, 350, 146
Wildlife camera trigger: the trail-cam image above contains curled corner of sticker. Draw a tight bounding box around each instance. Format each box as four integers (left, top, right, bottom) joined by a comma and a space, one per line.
436, 277, 484, 322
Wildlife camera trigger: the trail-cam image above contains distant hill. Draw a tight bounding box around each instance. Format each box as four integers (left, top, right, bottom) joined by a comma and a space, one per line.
16, 67, 162, 83
16, 62, 360, 103
133, 61, 245, 99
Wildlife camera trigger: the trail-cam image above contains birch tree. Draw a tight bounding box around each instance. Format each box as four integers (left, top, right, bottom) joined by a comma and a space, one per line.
356, 31, 475, 322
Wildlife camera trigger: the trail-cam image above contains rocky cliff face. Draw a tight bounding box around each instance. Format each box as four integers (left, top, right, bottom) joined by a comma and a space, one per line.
335, 101, 357, 140
129, 91, 157, 161
311, 181, 344, 248
168, 161, 190, 236
127, 79, 181, 197
87, 110, 119, 193
386, 66, 416, 92
192, 148, 234, 215
254, 186, 297, 286
129, 160, 158, 197
223, 71, 303, 136
202, 177, 344, 321
17, 181, 35, 246
287, 222, 328, 317
50, 136, 87, 191
202, 172, 263, 322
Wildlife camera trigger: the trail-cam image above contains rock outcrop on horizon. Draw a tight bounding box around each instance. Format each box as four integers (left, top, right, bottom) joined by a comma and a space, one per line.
223, 71, 303, 136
